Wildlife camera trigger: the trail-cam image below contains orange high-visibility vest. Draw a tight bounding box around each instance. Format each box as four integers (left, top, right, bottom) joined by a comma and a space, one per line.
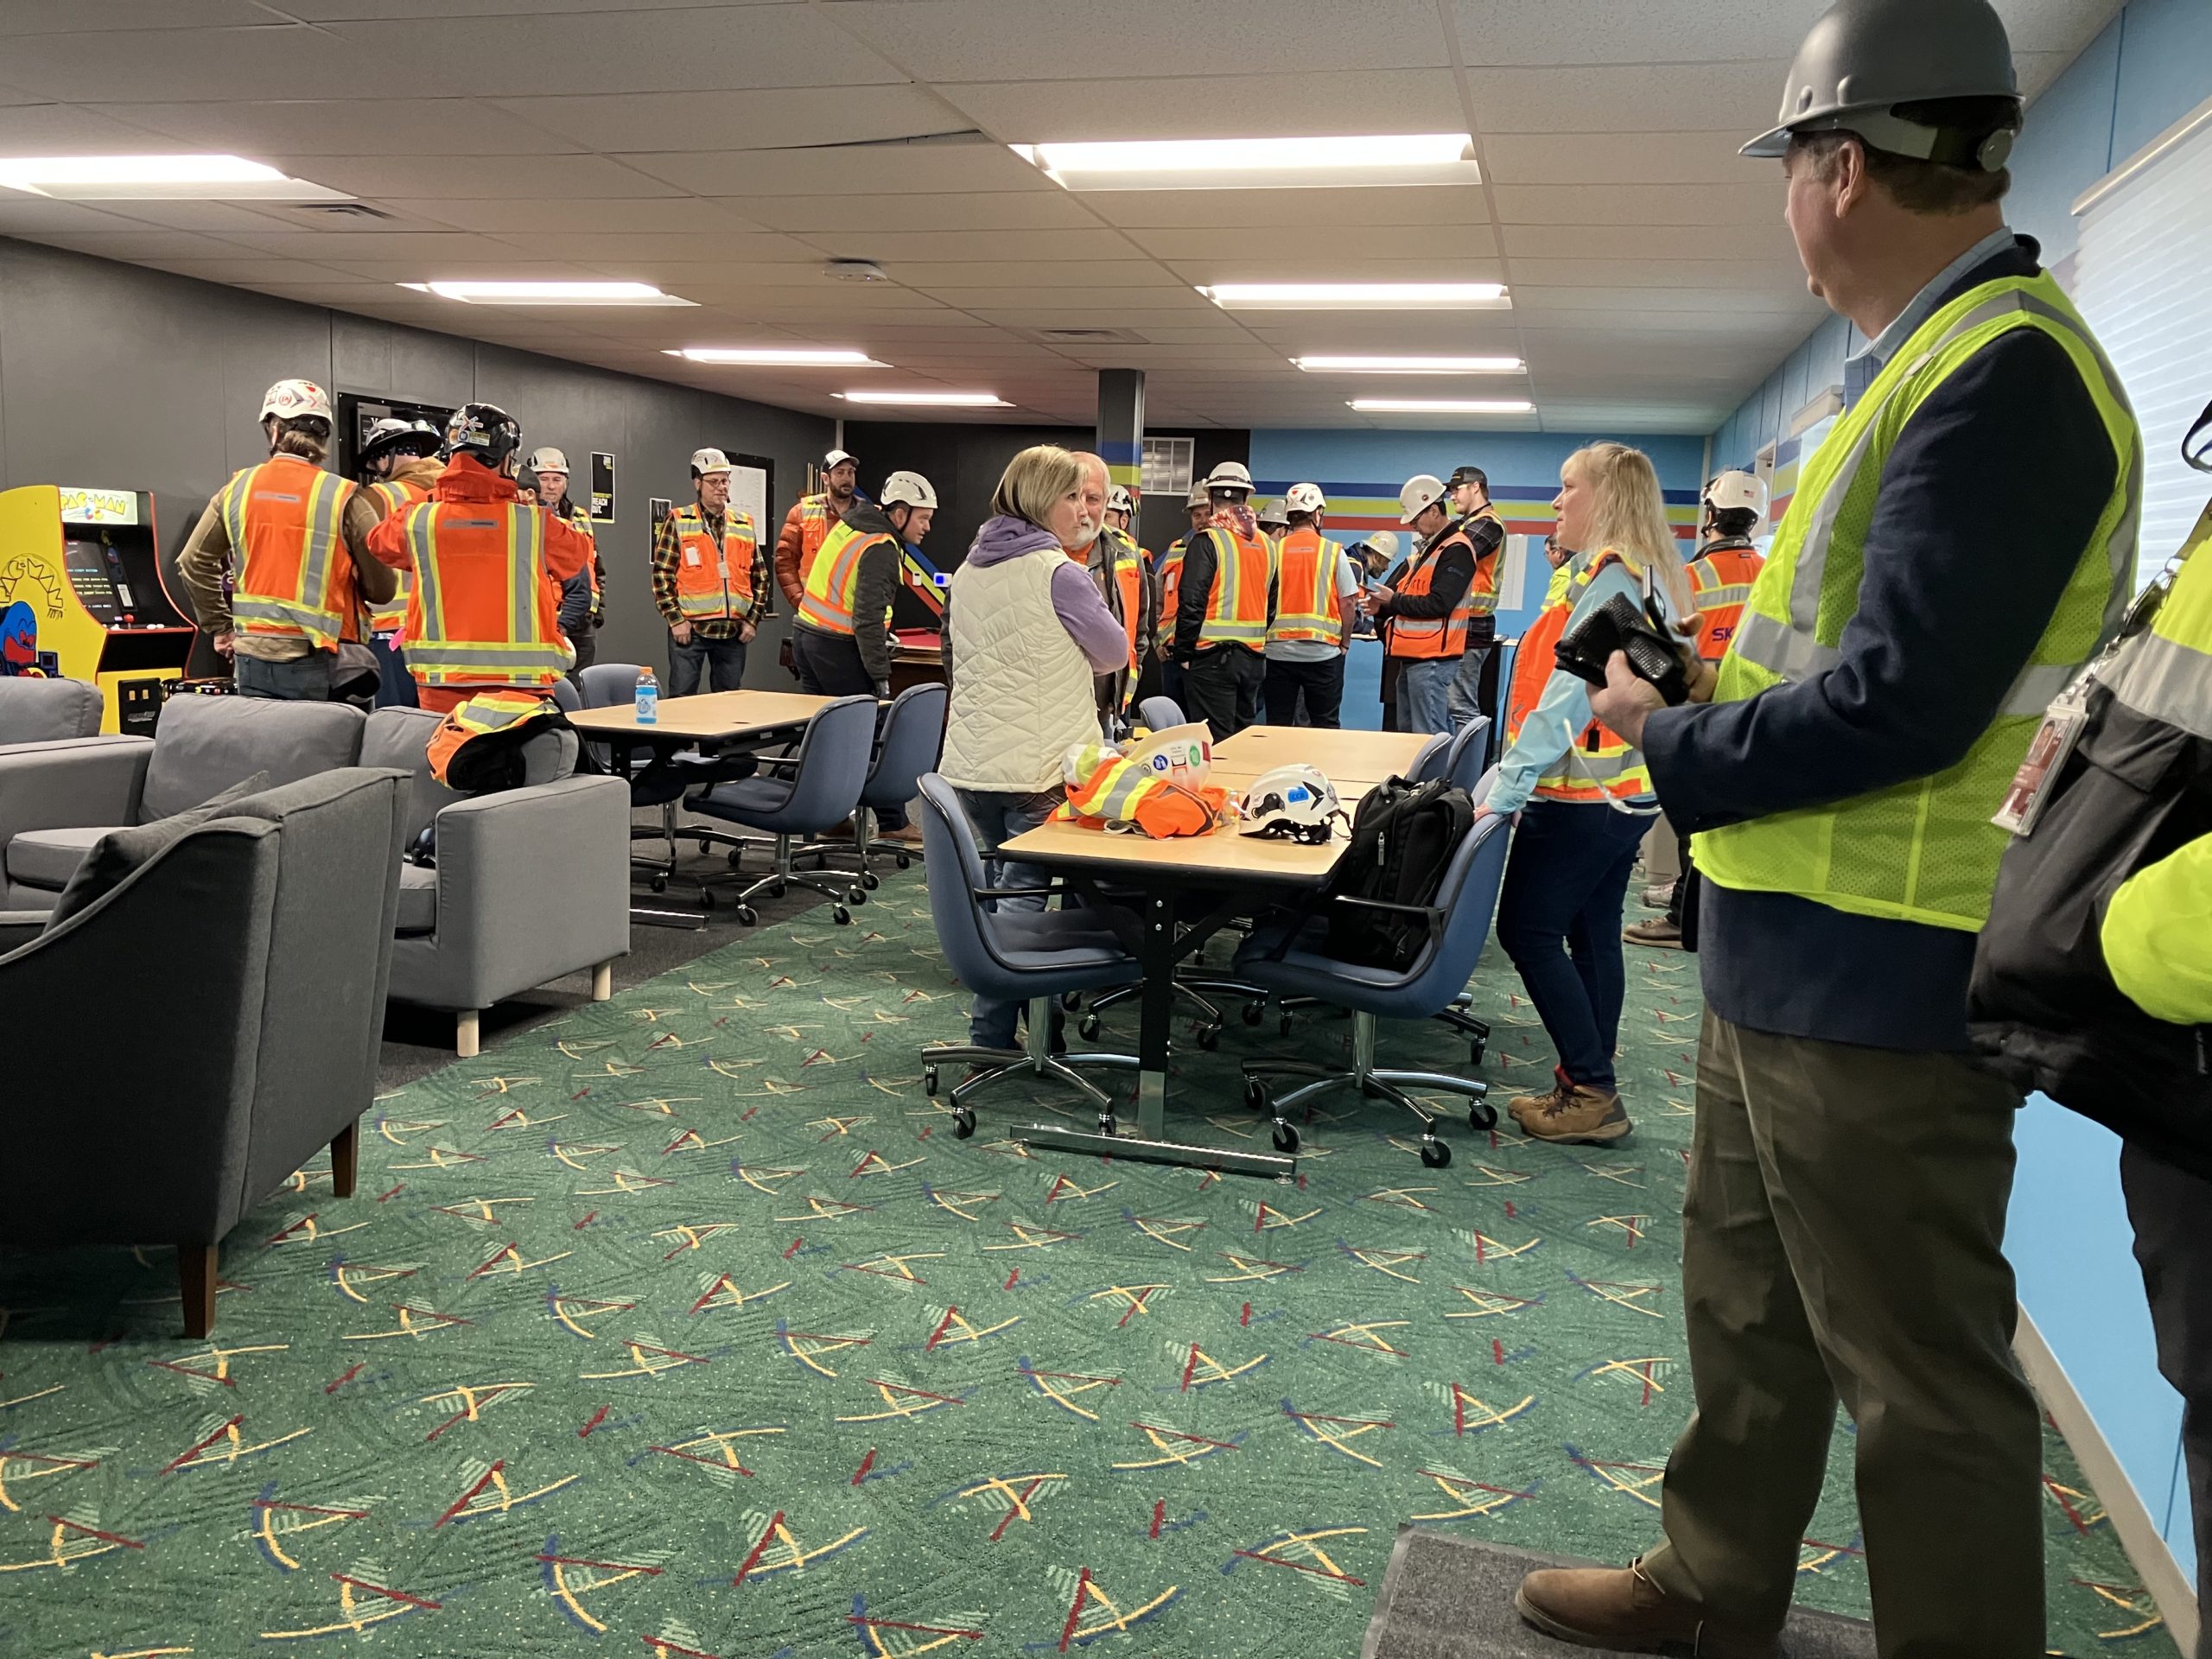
1388, 521, 1478, 660
425, 688, 559, 790
797, 518, 895, 636
365, 475, 432, 633
1686, 538, 1764, 663
797, 494, 834, 585
1098, 530, 1147, 669
1195, 524, 1273, 651
397, 499, 569, 689
1158, 539, 1185, 621
1504, 549, 1654, 804
669, 505, 757, 621
1466, 503, 1504, 623
221, 454, 358, 649
1268, 525, 1344, 646
1057, 744, 1224, 837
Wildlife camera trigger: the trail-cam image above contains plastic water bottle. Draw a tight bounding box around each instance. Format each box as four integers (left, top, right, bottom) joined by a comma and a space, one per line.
634, 667, 658, 724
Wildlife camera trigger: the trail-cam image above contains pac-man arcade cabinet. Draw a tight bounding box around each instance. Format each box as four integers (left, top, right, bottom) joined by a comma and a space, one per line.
0, 484, 194, 735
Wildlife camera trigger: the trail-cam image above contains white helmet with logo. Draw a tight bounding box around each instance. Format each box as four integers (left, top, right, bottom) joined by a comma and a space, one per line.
1204, 460, 1255, 496
690, 447, 734, 479
260, 378, 332, 424
1107, 484, 1135, 515
524, 446, 571, 476
1398, 474, 1448, 525
1359, 529, 1401, 566
1184, 483, 1211, 509
1284, 481, 1326, 514
1237, 764, 1342, 844
1255, 497, 1289, 530
880, 470, 938, 510
1703, 470, 1769, 519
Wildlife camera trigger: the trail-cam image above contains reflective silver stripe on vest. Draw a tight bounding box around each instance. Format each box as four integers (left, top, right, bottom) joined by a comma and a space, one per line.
511, 508, 543, 646
1088, 763, 1155, 821
1694, 583, 1751, 611
296, 469, 345, 627
220, 473, 249, 553
2104, 626, 2212, 742
406, 504, 442, 636
418, 643, 567, 670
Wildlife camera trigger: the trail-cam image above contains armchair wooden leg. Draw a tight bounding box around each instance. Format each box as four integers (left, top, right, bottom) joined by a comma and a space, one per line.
456, 1009, 480, 1058
179, 1244, 218, 1339
591, 961, 613, 1001
331, 1120, 359, 1198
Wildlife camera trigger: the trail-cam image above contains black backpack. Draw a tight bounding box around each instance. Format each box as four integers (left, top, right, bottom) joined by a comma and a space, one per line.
1318, 775, 1477, 969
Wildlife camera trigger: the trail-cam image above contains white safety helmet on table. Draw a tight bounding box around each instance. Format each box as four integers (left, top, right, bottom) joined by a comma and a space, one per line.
1237, 764, 1343, 843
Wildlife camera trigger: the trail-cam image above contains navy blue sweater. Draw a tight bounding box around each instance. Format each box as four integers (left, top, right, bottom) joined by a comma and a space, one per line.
1643, 239, 2121, 1052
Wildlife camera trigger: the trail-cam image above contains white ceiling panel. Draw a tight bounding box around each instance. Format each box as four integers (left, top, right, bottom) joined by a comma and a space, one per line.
0, 23, 443, 104
1466, 62, 1778, 134
792, 227, 1141, 264
106, 98, 584, 156
286, 153, 684, 200
280, 0, 797, 16
483, 230, 821, 264
1127, 224, 1498, 262
22, 228, 261, 260
728, 191, 1105, 233
1512, 257, 1811, 289
223, 228, 557, 262
1077, 184, 1492, 231
488, 86, 963, 155
1490, 181, 1783, 226
1513, 285, 1826, 317
385, 197, 768, 233
874, 260, 1185, 289
1503, 219, 1798, 262
621, 140, 1054, 198
1482, 130, 1766, 185
1159, 251, 1509, 285
0, 0, 274, 32
905, 287, 1218, 314
1449, 0, 1829, 65
936, 70, 1468, 144
0, 102, 183, 151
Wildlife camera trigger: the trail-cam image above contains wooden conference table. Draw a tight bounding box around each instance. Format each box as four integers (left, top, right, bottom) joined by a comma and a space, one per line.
1001, 723, 1434, 1175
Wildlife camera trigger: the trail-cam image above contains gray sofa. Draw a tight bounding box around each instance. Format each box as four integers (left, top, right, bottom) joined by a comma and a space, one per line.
0, 677, 104, 746
1, 695, 632, 1056
0, 768, 407, 1336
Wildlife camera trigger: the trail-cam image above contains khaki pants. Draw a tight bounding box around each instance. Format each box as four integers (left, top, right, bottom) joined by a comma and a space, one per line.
1640, 1014, 2045, 1656
1641, 814, 1683, 885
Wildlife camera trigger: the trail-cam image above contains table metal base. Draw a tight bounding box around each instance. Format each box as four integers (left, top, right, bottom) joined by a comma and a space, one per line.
1019, 1122, 1296, 1180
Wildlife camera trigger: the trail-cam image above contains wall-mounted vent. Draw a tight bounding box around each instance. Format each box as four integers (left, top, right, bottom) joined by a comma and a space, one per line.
290, 201, 392, 219
1033, 327, 1147, 345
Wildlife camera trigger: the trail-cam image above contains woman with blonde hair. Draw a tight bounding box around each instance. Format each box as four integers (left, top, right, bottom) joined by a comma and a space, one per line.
1480, 441, 1699, 1147
938, 443, 1129, 1057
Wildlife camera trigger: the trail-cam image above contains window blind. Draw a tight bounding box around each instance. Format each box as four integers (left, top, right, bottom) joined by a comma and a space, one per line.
2072, 101, 2212, 583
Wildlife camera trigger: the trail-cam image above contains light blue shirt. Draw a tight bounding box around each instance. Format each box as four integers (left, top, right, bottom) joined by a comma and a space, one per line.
1840, 226, 2018, 408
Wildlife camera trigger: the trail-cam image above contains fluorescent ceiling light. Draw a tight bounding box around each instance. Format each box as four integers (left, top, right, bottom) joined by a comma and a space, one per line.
667, 346, 887, 367
1295, 354, 1523, 374
413, 280, 694, 307
1351, 397, 1536, 415
1013, 133, 1477, 191
1201, 283, 1510, 311
0, 153, 347, 200
836, 390, 1009, 408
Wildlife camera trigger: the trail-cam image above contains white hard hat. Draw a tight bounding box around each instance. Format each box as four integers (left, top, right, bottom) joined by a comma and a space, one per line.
259, 378, 331, 424
1236, 764, 1342, 844
1185, 483, 1211, 509
1204, 460, 1255, 494
1362, 529, 1401, 563
690, 447, 734, 478
1703, 470, 1769, 518
880, 470, 938, 510
1285, 481, 1326, 514
824, 448, 858, 470
1398, 474, 1448, 525
1255, 497, 1289, 529
524, 446, 570, 475
1107, 484, 1135, 514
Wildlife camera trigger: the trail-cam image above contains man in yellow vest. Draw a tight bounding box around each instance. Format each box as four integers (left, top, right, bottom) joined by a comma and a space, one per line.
652, 448, 764, 696
1523, 0, 2142, 1650
1262, 483, 1357, 728
794, 468, 937, 841
1167, 461, 1277, 741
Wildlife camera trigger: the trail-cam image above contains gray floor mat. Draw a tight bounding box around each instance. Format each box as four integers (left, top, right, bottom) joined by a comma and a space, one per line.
1361, 1529, 1877, 1659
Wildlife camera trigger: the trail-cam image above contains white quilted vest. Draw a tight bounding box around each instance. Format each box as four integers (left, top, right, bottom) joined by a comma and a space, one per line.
939, 544, 1103, 793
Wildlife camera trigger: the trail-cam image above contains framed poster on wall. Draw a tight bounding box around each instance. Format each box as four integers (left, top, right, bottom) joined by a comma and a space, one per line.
590, 452, 616, 522
723, 451, 775, 537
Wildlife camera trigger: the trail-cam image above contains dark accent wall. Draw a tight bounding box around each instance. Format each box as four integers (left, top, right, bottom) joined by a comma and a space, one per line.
842, 418, 1250, 570
0, 236, 834, 684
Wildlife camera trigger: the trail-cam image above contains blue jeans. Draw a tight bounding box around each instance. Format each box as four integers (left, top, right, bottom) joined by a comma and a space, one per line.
1446, 643, 1491, 728
957, 785, 1064, 1049
668, 632, 747, 697
1494, 798, 1650, 1092
236, 652, 334, 700
1395, 655, 1457, 734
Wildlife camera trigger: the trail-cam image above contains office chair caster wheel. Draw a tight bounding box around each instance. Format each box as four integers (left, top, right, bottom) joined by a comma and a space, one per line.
650, 874, 667, 893
736, 905, 758, 926
727, 849, 743, 868
1096, 1111, 1116, 1136
1419, 1137, 1452, 1169
697, 841, 713, 858
1469, 1103, 1496, 1131
699, 890, 716, 909
847, 887, 867, 906
1060, 991, 1084, 1013
861, 872, 880, 892
952, 1105, 976, 1140
1243, 1077, 1269, 1113
832, 906, 852, 925
1469, 1037, 1487, 1065
1078, 1013, 1102, 1041
895, 853, 911, 870
1197, 1022, 1222, 1052
1241, 1001, 1263, 1027
1278, 1012, 1296, 1038
924, 1065, 940, 1096
1271, 1120, 1300, 1154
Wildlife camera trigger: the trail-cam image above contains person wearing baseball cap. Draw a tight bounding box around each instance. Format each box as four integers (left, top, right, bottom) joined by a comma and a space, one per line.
773, 448, 861, 613
1442, 464, 1508, 735
652, 447, 766, 696
1520, 0, 2144, 1649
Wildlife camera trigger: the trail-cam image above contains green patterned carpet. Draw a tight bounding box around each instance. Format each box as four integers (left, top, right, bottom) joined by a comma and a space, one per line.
0, 867, 2163, 1656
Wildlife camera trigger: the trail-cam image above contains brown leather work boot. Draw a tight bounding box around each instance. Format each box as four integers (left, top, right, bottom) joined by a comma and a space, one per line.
1516, 1559, 1780, 1657
1507, 1067, 1572, 1121
1518, 1083, 1632, 1146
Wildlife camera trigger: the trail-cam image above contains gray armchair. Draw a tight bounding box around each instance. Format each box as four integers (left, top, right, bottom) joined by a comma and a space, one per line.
0, 677, 104, 746
0, 768, 407, 1337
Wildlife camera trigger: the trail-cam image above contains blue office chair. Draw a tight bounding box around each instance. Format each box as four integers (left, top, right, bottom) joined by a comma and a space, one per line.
913, 773, 1141, 1139
579, 660, 689, 891
1407, 730, 1452, 783
550, 677, 582, 714
690, 696, 874, 925
1137, 695, 1185, 731
813, 681, 945, 890
1444, 716, 1492, 791
1230, 804, 1510, 1166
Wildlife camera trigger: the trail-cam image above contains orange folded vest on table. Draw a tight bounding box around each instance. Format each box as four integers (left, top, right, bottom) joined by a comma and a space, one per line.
1056, 728, 1226, 838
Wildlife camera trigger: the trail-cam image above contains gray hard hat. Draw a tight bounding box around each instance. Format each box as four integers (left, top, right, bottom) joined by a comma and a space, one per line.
1743, 0, 2022, 170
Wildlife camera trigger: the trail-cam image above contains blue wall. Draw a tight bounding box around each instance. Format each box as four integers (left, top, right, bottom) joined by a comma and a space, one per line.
1707, 0, 2212, 1581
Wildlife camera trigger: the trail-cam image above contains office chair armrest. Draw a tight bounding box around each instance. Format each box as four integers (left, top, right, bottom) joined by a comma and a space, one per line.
1328, 892, 1446, 942
976, 884, 1069, 901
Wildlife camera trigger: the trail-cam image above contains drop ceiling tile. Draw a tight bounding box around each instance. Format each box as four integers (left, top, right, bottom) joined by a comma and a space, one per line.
877, 260, 1179, 289
105, 97, 583, 156
222, 228, 549, 261
833, 0, 1451, 82
385, 197, 769, 234
1079, 185, 1492, 231
1489, 181, 1783, 226
489, 85, 962, 154
24, 228, 264, 260
1466, 61, 1779, 133
962, 308, 1252, 330
727, 191, 1106, 233
77, 200, 358, 234
0, 23, 446, 103
324, 8, 905, 96
938, 68, 1467, 143
486, 230, 821, 264
1513, 284, 1825, 318
290, 154, 683, 200
793, 227, 1140, 264
0, 199, 154, 234
624, 140, 1053, 197
1128, 224, 1497, 262
1446, 0, 1827, 65
1162, 252, 1509, 285
911, 287, 1216, 314
1503, 220, 1798, 262
1511, 257, 1808, 289
149, 255, 363, 284
1482, 131, 1764, 186
284, 257, 619, 283
282, 0, 796, 16
1, 0, 274, 29
0, 101, 186, 149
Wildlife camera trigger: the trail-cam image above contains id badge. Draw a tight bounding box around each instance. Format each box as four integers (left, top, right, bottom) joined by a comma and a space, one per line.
1992, 690, 2089, 837
683, 545, 702, 567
